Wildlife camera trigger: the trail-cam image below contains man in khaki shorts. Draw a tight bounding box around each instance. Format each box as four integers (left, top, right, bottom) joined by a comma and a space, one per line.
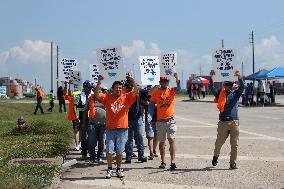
209, 70, 244, 169
148, 73, 180, 170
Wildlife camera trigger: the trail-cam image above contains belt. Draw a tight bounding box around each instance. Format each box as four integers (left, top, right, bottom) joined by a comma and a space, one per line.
219, 117, 238, 121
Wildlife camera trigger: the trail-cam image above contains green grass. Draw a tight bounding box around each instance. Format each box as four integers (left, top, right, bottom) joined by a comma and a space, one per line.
0, 100, 72, 189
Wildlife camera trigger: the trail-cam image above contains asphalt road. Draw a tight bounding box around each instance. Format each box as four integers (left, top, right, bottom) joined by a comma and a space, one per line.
58, 96, 284, 189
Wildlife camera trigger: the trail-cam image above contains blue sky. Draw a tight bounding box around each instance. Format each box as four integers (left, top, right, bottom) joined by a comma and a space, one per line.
0, 0, 284, 90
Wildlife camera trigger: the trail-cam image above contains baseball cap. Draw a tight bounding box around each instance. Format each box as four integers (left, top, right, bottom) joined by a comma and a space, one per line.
223, 81, 234, 86
83, 80, 93, 88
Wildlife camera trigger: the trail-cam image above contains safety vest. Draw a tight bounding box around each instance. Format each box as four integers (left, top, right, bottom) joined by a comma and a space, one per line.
89, 95, 96, 119
216, 89, 226, 113
39, 90, 45, 97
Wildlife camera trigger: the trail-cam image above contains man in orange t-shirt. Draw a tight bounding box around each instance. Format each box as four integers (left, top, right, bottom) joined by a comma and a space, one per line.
94, 75, 138, 179
148, 73, 180, 170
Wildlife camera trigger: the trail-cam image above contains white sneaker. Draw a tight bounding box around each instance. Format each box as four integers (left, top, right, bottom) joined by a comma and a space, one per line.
75, 145, 80, 151
105, 169, 113, 179
116, 169, 124, 178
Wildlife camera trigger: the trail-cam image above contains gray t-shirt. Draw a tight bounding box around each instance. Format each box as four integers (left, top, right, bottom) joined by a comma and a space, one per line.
93, 106, 106, 125
85, 98, 106, 125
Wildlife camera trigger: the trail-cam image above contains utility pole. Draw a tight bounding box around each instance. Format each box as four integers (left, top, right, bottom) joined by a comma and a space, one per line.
249, 31, 255, 74
221, 39, 224, 48
249, 30, 256, 104
56, 45, 59, 89
242, 61, 244, 77
181, 69, 184, 89
51, 42, 54, 93
199, 64, 202, 76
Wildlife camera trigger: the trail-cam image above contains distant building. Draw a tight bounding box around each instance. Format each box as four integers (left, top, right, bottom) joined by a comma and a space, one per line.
0, 77, 35, 98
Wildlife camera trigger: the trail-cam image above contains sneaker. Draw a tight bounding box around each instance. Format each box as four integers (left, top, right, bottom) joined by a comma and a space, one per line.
138, 157, 148, 163
124, 160, 131, 164
148, 154, 154, 160
116, 169, 124, 178
75, 145, 80, 151
212, 156, 219, 166
159, 162, 166, 169
105, 169, 113, 179
230, 162, 238, 170
153, 151, 158, 157
88, 159, 96, 165
98, 158, 104, 163
132, 153, 137, 158
170, 163, 177, 170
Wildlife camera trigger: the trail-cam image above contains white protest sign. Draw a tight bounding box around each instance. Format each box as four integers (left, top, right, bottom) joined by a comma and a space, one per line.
96, 46, 125, 83
139, 56, 160, 85
89, 64, 100, 83
212, 48, 237, 82
58, 58, 78, 82
160, 53, 177, 77
69, 70, 82, 86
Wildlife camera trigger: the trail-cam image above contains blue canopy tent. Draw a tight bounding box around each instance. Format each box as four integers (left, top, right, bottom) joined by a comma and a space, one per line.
267, 67, 284, 78
244, 69, 270, 80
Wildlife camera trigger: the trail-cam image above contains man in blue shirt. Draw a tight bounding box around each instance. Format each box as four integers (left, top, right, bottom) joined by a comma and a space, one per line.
124, 80, 148, 163
209, 70, 244, 170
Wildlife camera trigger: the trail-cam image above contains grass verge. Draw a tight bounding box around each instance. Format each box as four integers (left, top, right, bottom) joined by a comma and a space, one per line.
0, 100, 72, 189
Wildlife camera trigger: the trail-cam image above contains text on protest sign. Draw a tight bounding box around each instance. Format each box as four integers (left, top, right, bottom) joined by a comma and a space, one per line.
69, 70, 82, 86
139, 56, 160, 85
161, 53, 177, 77
89, 64, 100, 83
59, 58, 78, 82
212, 48, 237, 82
96, 46, 125, 82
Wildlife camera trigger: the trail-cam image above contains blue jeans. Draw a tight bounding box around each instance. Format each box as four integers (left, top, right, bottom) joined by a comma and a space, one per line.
87, 124, 97, 161
106, 128, 128, 155
80, 117, 89, 156
88, 123, 106, 161
125, 117, 145, 160
34, 99, 44, 114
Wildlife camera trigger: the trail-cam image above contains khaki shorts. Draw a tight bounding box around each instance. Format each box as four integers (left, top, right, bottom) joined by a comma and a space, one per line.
156, 118, 177, 142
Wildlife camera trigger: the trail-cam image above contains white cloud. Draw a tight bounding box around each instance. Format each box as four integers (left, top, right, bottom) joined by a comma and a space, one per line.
0, 40, 55, 91
243, 35, 284, 73
1, 40, 51, 64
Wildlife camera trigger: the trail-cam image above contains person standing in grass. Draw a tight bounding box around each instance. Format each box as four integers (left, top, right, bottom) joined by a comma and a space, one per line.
33, 87, 44, 115
47, 90, 55, 112
94, 75, 138, 179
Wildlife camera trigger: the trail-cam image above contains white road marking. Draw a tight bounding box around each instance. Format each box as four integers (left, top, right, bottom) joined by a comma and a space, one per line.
143, 153, 284, 162
175, 135, 270, 140
175, 115, 284, 142
177, 124, 215, 128
70, 179, 224, 189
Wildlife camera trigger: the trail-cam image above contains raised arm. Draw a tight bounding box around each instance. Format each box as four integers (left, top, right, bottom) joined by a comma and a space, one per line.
173, 72, 181, 92
127, 76, 139, 97
233, 71, 245, 99
94, 75, 103, 99
209, 70, 220, 98
63, 81, 68, 96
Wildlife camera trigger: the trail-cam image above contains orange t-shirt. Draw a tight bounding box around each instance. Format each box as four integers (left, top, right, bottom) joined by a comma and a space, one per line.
65, 95, 76, 121
98, 92, 136, 129
150, 88, 176, 121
